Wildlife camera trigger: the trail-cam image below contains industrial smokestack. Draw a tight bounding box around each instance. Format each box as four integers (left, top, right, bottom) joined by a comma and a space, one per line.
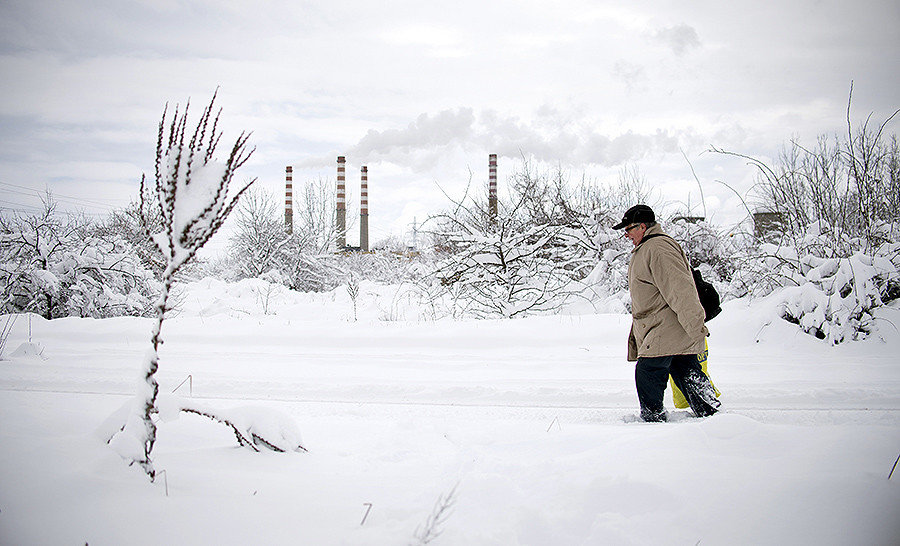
336, 156, 346, 250
360, 166, 369, 252
285, 165, 293, 234
489, 153, 498, 222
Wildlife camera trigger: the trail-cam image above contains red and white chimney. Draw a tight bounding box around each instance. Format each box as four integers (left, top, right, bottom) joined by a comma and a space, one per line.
285, 165, 293, 234
336, 156, 346, 249
360, 166, 369, 252
489, 153, 498, 222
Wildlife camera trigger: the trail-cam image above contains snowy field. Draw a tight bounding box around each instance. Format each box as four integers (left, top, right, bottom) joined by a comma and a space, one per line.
1, 278, 899, 545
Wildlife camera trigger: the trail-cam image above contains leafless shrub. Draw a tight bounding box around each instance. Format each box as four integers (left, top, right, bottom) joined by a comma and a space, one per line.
712, 83, 899, 258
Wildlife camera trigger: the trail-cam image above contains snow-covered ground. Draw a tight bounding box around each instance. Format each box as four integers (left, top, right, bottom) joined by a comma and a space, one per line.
1, 278, 899, 545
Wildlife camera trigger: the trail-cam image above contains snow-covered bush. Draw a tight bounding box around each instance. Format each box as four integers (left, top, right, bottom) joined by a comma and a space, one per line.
1, 198, 158, 319
581, 225, 632, 312
96, 196, 167, 278
285, 253, 345, 292
424, 167, 600, 319
713, 93, 899, 342
665, 219, 737, 285
218, 180, 428, 293
159, 396, 307, 453
237, 250, 428, 294
779, 251, 896, 343
100, 394, 307, 458
428, 222, 584, 318
728, 223, 899, 343
343, 250, 430, 284
419, 161, 680, 318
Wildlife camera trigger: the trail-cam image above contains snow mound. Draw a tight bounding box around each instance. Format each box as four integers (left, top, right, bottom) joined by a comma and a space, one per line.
9, 342, 45, 360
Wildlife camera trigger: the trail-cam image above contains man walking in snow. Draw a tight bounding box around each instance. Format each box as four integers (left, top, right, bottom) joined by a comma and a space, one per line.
614, 204, 721, 422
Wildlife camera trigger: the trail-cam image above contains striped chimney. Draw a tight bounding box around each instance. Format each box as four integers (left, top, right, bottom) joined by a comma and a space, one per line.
336, 156, 346, 249
360, 166, 369, 252
489, 153, 498, 222
285, 166, 293, 234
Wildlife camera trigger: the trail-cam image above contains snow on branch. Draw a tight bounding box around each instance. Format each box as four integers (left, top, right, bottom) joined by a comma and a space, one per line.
159, 396, 308, 453
148, 88, 255, 271
100, 395, 307, 455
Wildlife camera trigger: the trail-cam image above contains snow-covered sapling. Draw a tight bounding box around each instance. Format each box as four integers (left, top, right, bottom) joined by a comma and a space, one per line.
0, 315, 17, 359
347, 273, 360, 321
108, 91, 255, 480
410, 483, 459, 545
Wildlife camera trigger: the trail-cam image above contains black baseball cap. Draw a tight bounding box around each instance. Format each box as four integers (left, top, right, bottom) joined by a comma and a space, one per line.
612, 204, 655, 230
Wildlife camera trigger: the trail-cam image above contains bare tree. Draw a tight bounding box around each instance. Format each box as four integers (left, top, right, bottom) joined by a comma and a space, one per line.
228, 187, 292, 278
588, 164, 657, 222
294, 176, 344, 254
1, 196, 78, 318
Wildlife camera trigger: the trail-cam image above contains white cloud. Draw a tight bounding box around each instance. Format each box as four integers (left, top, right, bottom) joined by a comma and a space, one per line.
343, 107, 684, 171
352, 109, 477, 156
651, 24, 701, 56
0, 0, 897, 234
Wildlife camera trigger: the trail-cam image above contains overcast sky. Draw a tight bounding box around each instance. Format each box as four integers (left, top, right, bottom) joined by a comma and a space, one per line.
1, 0, 898, 249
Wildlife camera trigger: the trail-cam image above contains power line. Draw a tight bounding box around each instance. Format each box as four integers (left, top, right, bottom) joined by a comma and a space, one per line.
0, 190, 119, 211
0, 198, 112, 218
0, 181, 128, 211
0, 180, 126, 204
0, 192, 118, 214
0, 201, 45, 214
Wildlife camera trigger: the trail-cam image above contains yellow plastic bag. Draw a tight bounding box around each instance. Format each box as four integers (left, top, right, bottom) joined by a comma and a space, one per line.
670, 339, 720, 409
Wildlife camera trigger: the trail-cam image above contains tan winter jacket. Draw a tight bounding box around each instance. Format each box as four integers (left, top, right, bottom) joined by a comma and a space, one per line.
627, 224, 707, 361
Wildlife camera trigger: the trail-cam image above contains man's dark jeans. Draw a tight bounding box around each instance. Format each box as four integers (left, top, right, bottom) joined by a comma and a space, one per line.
635, 353, 720, 422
